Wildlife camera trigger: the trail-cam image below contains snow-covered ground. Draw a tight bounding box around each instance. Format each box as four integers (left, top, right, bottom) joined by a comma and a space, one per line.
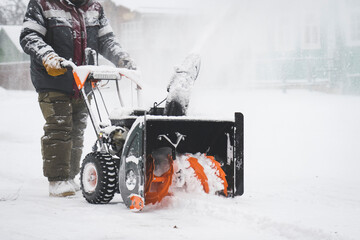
1, 85, 360, 240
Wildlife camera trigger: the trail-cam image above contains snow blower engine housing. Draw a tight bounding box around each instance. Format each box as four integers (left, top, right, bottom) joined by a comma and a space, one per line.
62, 52, 244, 212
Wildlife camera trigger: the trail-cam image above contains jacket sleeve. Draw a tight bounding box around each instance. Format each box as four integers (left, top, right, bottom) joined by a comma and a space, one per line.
19, 0, 55, 63
97, 5, 130, 66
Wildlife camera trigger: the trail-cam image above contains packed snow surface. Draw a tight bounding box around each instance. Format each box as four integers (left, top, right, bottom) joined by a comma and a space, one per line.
1, 86, 360, 240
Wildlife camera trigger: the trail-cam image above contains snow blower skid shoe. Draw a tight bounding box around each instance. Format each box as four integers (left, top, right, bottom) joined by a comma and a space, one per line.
62, 53, 243, 212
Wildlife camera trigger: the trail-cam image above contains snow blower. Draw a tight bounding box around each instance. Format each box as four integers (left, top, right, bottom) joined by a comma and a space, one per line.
62, 52, 244, 212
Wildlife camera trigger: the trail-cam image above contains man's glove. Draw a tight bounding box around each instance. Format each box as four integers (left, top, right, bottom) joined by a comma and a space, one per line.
42, 52, 67, 77
118, 57, 137, 70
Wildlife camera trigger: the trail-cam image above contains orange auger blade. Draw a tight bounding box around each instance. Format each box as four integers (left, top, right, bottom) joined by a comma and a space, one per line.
206, 155, 228, 196
186, 157, 210, 194
129, 194, 144, 211
145, 155, 174, 205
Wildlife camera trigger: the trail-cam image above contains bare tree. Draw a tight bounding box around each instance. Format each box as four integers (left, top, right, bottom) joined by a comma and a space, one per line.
0, 0, 27, 25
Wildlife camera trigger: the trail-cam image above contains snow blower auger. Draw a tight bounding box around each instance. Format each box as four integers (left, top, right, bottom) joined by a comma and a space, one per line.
62, 53, 243, 212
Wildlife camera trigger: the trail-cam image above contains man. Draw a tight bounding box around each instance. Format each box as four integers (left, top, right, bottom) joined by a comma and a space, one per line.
20, 0, 136, 197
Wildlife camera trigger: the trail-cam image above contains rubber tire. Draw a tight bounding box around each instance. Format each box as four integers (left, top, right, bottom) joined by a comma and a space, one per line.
80, 152, 118, 204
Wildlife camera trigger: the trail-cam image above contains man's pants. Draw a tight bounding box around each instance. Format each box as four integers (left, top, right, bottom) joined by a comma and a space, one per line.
38, 92, 88, 181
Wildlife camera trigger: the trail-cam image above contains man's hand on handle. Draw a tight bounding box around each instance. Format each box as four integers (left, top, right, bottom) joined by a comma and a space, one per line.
42, 52, 68, 77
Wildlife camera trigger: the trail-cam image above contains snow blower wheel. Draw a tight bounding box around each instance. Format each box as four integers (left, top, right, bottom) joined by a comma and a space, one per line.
80, 152, 118, 204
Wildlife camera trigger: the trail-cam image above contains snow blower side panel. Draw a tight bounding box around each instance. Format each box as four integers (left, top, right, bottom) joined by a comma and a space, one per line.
119, 118, 145, 211
145, 113, 244, 197
234, 112, 244, 196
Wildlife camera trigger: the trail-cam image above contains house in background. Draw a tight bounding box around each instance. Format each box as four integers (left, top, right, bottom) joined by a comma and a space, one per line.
0, 25, 31, 90
101, 0, 210, 85
0, 25, 29, 63
102, 0, 206, 51
337, 0, 360, 94
251, 0, 360, 94
102, 0, 360, 94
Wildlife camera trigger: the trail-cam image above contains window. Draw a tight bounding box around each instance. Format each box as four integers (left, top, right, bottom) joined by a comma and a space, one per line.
275, 18, 296, 52
348, 12, 360, 44
302, 14, 321, 49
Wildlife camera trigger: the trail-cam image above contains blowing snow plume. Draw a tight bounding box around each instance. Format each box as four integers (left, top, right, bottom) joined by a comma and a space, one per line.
134, 0, 352, 93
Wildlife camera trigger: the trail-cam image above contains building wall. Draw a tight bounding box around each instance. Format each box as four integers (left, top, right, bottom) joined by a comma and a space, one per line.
0, 30, 29, 63
249, 0, 360, 93
101, 0, 140, 37
102, 0, 198, 85
0, 62, 32, 90
0, 29, 31, 90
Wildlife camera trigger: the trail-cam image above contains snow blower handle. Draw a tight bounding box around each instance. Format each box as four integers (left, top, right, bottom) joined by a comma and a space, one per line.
60, 60, 77, 71
59, 60, 143, 108
60, 60, 142, 90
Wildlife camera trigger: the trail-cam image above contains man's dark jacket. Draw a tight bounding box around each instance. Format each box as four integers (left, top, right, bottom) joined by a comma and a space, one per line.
20, 0, 129, 95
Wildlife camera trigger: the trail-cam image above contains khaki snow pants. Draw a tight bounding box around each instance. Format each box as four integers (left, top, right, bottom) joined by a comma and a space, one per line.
38, 92, 88, 181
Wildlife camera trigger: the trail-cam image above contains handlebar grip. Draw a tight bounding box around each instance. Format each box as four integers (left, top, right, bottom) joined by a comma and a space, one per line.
60, 60, 76, 70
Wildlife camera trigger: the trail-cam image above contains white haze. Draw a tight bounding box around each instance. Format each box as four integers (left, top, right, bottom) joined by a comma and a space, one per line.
125, 0, 340, 91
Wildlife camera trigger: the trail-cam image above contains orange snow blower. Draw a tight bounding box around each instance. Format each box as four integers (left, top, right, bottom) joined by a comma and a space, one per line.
62, 52, 243, 212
